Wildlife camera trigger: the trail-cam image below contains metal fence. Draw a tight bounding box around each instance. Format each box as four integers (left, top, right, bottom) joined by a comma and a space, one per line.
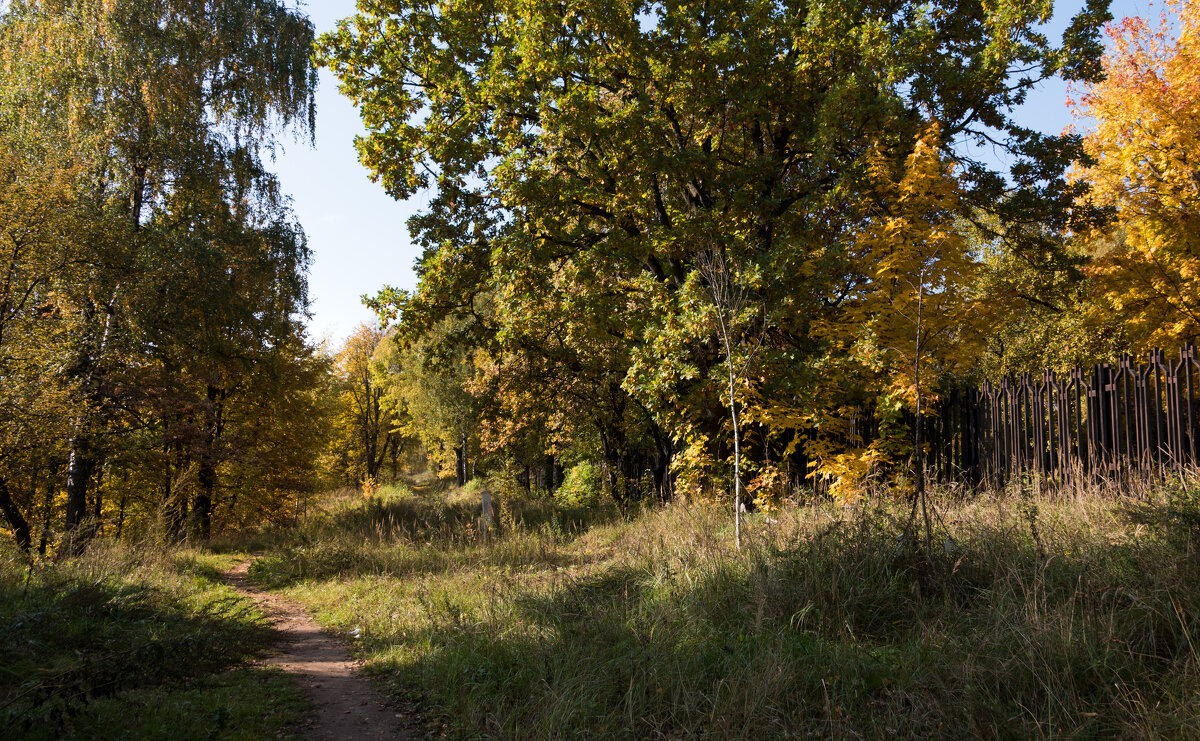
923, 344, 1200, 487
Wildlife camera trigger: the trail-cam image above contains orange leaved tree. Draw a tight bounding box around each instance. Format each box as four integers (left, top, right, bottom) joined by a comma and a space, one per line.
1072, 0, 1200, 350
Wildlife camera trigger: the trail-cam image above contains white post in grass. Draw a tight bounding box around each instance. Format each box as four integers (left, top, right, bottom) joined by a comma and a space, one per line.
481, 489, 493, 544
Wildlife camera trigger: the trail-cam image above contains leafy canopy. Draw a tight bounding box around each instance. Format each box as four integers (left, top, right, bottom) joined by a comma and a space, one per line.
1072, 0, 1200, 350
321, 0, 1111, 491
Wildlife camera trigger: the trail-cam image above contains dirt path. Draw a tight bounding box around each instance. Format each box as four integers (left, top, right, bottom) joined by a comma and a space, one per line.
224, 561, 423, 740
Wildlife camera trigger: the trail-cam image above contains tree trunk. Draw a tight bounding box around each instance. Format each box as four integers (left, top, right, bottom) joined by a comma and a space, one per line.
38, 482, 53, 558
727, 348, 743, 551
162, 436, 187, 539
194, 385, 224, 540
64, 288, 119, 545
196, 454, 215, 539
649, 424, 673, 502
90, 460, 106, 538
116, 487, 127, 540
0, 477, 31, 553
544, 454, 558, 493
64, 434, 93, 537
598, 425, 619, 500
362, 381, 382, 480
462, 432, 470, 483
912, 279, 933, 559
653, 453, 671, 503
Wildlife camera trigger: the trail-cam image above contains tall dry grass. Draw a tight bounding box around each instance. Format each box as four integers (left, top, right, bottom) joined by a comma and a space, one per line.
257, 475, 1200, 738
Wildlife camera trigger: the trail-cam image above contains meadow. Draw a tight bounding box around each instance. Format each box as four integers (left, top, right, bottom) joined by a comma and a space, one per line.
243, 475, 1200, 738
8, 473, 1200, 738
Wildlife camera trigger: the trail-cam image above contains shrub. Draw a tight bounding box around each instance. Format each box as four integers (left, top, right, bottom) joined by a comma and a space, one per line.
460, 478, 486, 497
554, 461, 602, 509
375, 481, 415, 502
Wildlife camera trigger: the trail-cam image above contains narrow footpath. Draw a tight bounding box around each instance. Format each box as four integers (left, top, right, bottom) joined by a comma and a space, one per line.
224, 561, 422, 740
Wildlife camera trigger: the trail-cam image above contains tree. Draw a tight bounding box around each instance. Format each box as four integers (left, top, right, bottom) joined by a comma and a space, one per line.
1071, 0, 1200, 351
211, 329, 333, 531
0, 139, 89, 552
831, 125, 981, 550
0, 0, 320, 547
971, 222, 1112, 377
321, 0, 1112, 501
333, 324, 403, 485
374, 317, 483, 486
696, 246, 764, 548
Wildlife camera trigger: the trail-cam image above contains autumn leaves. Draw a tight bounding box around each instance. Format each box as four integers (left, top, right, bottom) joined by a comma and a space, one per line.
1071, 0, 1200, 351
314, 0, 1200, 503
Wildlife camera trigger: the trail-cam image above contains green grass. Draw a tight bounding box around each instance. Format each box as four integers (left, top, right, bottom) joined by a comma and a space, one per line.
248, 482, 611, 589
0, 543, 308, 740
254, 478, 1200, 739
10, 476, 1200, 738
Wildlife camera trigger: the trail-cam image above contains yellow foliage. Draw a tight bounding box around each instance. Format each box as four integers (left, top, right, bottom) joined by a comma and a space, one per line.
746, 462, 787, 514
1072, 0, 1200, 350
672, 431, 719, 501
806, 123, 981, 497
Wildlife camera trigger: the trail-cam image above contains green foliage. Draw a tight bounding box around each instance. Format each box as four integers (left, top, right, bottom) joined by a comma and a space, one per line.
371, 317, 483, 483
554, 462, 603, 510
0, 0, 329, 548
320, 0, 1113, 495
972, 226, 1126, 378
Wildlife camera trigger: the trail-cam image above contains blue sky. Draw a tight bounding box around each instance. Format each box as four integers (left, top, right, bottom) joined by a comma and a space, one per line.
273, 0, 424, 346
280, 0, 1151, 345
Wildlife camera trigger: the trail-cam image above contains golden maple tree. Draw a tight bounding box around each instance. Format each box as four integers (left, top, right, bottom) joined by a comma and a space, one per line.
1072, 0, 1200, 350
806, 125, 981, 500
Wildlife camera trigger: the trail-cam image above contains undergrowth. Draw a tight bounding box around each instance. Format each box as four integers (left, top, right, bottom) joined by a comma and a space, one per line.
258, 477, 1200, 739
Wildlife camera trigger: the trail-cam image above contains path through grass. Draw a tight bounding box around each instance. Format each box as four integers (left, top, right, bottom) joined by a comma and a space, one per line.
251, 480, 1200, 738
0, 544, 308, 739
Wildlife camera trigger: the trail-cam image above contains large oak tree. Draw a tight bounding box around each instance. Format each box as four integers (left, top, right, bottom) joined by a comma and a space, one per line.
322, 0, 1110, 494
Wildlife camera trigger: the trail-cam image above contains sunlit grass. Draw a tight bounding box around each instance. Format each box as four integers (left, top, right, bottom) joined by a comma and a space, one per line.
255, 477, 1200, 738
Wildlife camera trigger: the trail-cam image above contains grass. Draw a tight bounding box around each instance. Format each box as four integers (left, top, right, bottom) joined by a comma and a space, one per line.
248, 483, 610, 589
7, 474, 1200, 738
252, 476, 1200, 739
0, 542, 308, 740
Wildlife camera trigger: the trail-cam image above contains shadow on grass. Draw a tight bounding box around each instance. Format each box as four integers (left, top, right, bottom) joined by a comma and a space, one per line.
350, 499, 1200, 739
0, 558, 296, 739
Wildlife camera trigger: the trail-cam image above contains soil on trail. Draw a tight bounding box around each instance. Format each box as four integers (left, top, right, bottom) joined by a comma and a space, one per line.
224, 561, 423, 740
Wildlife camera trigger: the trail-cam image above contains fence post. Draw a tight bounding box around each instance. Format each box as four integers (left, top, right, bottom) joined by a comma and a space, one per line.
1180, 345, 1190, 460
